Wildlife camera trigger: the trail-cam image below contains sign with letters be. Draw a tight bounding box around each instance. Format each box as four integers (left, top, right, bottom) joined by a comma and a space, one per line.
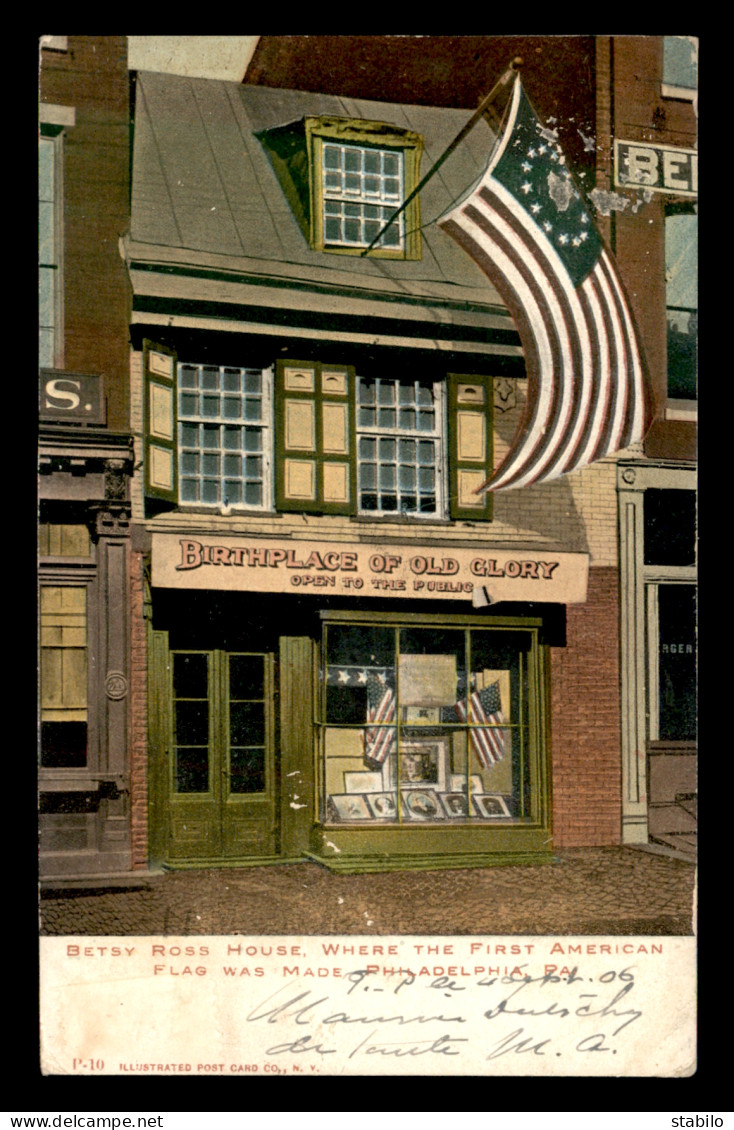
614, 140, 697, 197
39, 369, 106, 425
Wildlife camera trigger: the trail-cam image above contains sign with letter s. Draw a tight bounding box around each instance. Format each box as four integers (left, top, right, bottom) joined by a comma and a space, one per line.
39, 369, 106, 425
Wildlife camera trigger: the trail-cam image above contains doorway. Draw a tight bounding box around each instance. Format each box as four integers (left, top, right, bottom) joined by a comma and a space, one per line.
163, 648, 278, 861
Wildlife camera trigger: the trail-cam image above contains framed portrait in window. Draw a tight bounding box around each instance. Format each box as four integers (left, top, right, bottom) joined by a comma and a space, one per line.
398, 738, 448, 790
440, 792, 471, 818
473, 794, 511, 818
366, 792, 398, 819
401, 789, 445, 821
329, 794, 372, 821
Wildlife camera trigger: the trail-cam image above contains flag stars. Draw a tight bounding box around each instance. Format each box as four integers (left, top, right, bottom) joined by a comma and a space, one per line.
357, 670, 368, 684
521, 181, 533, 194
530, 202, 541, 214
527, 147, 537, 158
558, 233, 569, 245
338, 670, 350, 683
543, 220, 553, 233
521, 161, 533, 172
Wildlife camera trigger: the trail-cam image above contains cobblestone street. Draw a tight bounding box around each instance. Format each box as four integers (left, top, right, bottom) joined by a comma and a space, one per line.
40, 846, 695, 936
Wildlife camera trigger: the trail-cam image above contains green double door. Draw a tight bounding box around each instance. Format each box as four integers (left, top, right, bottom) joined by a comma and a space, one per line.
165, 648, 278, 861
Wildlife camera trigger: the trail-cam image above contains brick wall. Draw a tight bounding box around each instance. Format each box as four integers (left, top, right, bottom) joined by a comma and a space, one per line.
40, 36, 132, 433
550, 566, 622, 846
129, 549, 149, 868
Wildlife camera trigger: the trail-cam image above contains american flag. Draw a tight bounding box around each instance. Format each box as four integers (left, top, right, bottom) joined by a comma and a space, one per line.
439, 76, 653, 492
454, 682, 505, 768
363, 671, 396, 766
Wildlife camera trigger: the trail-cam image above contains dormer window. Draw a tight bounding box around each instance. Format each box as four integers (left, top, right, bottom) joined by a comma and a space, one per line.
322, 142, 404, 250
258, 115, 423, 259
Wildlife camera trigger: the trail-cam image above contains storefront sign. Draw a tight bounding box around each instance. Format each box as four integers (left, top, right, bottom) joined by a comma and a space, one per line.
39, 369, 107, 425
152, 535, 589, 604
614, 140, 697, 196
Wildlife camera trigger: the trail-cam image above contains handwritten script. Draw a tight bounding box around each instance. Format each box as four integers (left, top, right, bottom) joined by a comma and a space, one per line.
246, 965, 642, 1065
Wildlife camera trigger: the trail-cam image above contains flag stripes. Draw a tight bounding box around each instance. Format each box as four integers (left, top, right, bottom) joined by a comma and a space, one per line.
439, 76, 652, 493
363, 677, 396, 765
454, 685, 506, 768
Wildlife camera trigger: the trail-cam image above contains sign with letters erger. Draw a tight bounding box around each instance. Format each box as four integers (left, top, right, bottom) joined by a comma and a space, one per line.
152, 534, 589, 604
614, 140, 697, 197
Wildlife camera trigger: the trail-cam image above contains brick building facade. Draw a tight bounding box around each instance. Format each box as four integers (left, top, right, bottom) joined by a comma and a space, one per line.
39, 36, 136, 881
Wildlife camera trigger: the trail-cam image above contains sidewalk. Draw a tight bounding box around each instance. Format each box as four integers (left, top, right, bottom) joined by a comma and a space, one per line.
39, 846, 695, 936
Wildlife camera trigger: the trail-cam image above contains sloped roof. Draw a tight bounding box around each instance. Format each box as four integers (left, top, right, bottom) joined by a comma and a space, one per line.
124, 72, 521, 357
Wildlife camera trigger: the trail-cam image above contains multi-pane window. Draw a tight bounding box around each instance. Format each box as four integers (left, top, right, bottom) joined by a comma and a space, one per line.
322, 142, 404, 249
39, 134, 61, 368
665, 210, 697, 400
356, 377, 444, 515
178, 364, 272, 509
320, 620, 540, 827
169, 360, 490, 522
40, 585, 88, 768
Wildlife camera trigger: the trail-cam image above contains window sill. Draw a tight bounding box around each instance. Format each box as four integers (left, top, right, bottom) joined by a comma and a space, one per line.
350, 514, 454, 527
665, 399, 697, 422
661, 84, 697, 102
175, 505, 283, 519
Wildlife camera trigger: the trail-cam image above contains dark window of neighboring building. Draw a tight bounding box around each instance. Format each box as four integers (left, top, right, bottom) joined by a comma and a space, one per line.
39, 132, 63, 368
657, 584, 696, 741
644, 489, 696, 566
665, 206, 697, 400
40, 585, 88, 768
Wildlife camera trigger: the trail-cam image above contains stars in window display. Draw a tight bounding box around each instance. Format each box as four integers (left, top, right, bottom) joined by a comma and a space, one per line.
328, 667, 386, 687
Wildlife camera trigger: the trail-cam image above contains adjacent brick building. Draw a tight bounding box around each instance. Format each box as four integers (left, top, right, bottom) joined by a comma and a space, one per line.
39, 36, 135, 881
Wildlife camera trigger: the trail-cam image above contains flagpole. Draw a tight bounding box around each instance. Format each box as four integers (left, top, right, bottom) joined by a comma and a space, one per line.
360, 56, 523, 257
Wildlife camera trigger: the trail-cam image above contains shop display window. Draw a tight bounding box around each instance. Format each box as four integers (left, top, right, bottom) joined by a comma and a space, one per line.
320, 619, 537, 826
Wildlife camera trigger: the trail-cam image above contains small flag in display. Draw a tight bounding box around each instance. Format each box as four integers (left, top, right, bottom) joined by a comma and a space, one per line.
454, 682, 506, 768
363, 671, 396, 765
439, 76, 653, 492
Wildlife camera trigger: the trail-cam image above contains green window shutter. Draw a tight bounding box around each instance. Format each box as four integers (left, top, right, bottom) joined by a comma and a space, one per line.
275, 359, 356, 515
143, 340, 178, 503
448, 373, 494, 521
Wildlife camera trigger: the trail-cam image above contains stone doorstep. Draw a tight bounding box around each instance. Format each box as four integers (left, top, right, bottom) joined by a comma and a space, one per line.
40, 869, 167, 893
632, 839, 697, 863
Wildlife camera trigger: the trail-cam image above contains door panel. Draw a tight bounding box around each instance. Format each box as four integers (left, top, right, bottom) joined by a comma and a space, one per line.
168, 651, 220, 859
166, 648, 277, 861
222, 652, 277, 858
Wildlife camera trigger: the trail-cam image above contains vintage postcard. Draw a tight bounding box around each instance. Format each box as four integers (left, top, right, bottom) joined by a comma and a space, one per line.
39, 34, 697, 1077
